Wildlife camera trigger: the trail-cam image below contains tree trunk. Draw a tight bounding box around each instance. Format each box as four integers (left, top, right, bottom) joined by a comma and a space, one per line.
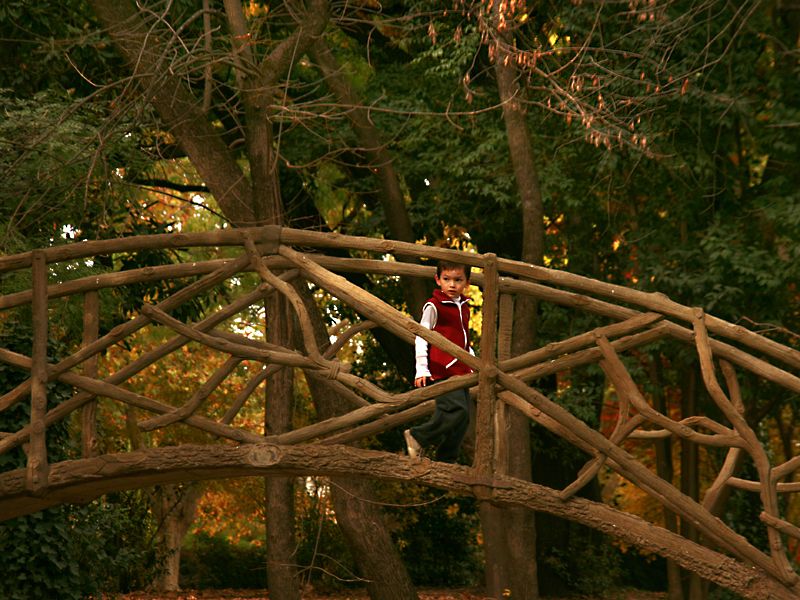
126, 369, 202, 593
328, 472, 419, 600
221, 0, 304, 589
265, 474, 299, 600
307, 379, 419, 600
152, 483, 202, 591
296, 281, 418, 600
309, 37, 429, 317
264, 317, 299, 600
87, 0, 256, 226
480, 2, 546, 596
226, 0, 335, 591
680, 365, 704, 600
650, 359, 683, 600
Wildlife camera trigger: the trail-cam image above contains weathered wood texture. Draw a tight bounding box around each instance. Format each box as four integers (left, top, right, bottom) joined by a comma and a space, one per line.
0, 444, 795, 600
1, 226, 799, 598
26, 251, 49, 493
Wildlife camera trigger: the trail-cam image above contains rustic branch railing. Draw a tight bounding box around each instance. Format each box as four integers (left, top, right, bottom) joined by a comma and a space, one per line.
1, 226, 799, 599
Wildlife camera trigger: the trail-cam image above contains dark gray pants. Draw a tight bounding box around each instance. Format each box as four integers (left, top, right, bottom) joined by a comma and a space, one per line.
410, 387, 470, 463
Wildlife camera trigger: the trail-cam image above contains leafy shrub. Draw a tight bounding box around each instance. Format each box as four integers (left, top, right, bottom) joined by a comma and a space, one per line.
0, 495, 162, 600
180, 531, 267, 589
73, 492, 164, 594
0, 508, 87, 600
295, 484, 359, 593
539, 523, 625, 596
617, 545, 666, 592
391, 490, 483, 587
0, 319, 160, 598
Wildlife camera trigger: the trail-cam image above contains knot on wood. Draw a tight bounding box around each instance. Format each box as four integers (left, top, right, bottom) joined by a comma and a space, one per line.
247, 444, 281, 467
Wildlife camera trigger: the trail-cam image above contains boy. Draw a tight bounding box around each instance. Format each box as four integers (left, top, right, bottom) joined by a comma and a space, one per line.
404, 260, 474, 463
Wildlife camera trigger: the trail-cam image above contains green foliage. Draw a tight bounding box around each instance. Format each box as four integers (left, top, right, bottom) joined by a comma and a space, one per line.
618, 547, 667, 592
0, 507, 89, 600
389, 489, 483, 587
180, 532, 267, 589
554, 363, 608, 427
0, 312, 161, 597
296, 482, 359, 593
0, 315, 78, 470
0, 494, 162, 599
539, 526, 623, 596
0, 91, 152, 252
362, 16, 521, 252
722, 461, 772, 553
0, 0, 118, 97
73, 491, 164, 594
311, 162, 361, 230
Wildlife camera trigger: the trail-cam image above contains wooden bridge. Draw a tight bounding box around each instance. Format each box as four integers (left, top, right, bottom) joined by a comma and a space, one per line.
1, 226, 800, 599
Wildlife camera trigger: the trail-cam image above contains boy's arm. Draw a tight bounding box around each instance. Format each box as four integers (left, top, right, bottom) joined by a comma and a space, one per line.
414, 303, 436, 386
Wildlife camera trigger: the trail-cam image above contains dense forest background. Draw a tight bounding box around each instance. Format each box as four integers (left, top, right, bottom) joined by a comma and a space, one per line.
1, 0, 799, 599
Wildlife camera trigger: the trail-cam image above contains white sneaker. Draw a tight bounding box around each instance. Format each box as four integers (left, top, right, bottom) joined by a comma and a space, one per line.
404, 429, 423, 458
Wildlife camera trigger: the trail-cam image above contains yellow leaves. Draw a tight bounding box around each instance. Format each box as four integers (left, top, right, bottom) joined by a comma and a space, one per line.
98, 324, 268, 446
141, 288, 159, 303
194, 478, 266, 543
244, 0, 269, 18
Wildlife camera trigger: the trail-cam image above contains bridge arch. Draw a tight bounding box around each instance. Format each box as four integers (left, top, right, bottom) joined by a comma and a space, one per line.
1, 226, 799, 599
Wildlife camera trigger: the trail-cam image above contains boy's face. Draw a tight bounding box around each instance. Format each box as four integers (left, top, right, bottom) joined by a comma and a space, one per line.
435, 267, 470, 300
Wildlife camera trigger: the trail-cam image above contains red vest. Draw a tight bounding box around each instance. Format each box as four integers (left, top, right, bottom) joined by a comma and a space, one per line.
426, 289, 473, 380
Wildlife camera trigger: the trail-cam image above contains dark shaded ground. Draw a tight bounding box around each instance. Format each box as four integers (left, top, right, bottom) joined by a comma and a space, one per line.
121, 588, 667, 600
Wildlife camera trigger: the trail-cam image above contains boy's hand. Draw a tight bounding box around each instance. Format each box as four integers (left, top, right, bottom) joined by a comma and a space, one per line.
414, 376, 428, 388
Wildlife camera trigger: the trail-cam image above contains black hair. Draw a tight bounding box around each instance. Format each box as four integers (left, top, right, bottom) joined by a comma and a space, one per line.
436, 260, 471, 280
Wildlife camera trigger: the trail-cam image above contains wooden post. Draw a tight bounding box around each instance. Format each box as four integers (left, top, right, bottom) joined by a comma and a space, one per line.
81, 290, 100, 457
494, 293, 514, 474
27, 250, 49, 492
474, 254, 499, 479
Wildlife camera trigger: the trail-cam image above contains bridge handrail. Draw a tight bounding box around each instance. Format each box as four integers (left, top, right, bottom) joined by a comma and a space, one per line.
1, 226, 797, 371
